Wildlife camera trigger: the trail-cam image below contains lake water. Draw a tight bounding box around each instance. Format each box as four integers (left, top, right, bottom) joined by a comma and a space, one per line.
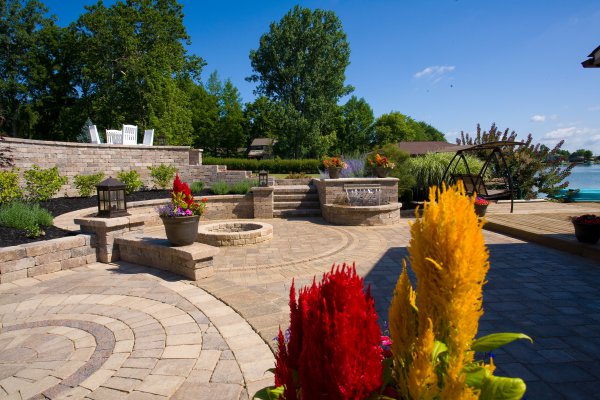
565, 164, 600, 190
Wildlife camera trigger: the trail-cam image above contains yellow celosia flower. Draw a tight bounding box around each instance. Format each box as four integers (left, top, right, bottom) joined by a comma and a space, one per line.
408, 318, 439, 400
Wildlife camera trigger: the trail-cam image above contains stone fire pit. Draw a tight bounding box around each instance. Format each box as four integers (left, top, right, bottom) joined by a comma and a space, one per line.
197, 222, 273, 247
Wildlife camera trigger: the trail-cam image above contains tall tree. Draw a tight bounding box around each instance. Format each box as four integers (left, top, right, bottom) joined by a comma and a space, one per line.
0, 0, 52, 137
373, 111, 445, 145
248, 5, 353, 158
217, 79, 245, 156
338, 96, 374, 154
243, 96, 279, 143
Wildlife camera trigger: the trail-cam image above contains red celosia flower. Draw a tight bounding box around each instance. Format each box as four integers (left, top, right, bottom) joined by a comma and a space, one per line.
172, 174, 193, 206
573, 214, 600, 225
276, 263, 383, 400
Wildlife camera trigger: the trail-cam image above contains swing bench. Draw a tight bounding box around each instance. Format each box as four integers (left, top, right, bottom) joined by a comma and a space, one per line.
441, 141, 524, 213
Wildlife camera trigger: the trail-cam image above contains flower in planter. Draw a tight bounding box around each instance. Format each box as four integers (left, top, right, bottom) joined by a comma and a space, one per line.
157, 174, 207, 217
322, 156, 348, 169
474, 196, 489, 206
572, 214, 600, 225
368, 153, 396, 169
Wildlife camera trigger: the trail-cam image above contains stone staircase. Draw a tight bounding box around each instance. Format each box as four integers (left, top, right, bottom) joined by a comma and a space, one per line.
273, 184, 321, 218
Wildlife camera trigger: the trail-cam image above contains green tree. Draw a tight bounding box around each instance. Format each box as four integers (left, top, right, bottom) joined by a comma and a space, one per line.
373, 111, 445, 145
338, 96, 374, 155
248, 5, 353, 158
570, 149, 593, 162
244, 96, 279, 143
457, 123, 574, 198
0, 0, 52, 137
186, 80, 219, 154
217, 79, 246, 156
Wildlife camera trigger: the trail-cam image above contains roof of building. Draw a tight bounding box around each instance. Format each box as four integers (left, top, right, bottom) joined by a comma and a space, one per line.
397, 141, 460, 155
250, 138, 276, 147
248, 149, 266, 158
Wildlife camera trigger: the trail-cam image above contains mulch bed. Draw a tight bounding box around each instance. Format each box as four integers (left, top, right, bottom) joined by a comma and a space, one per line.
0, 190, 175, 248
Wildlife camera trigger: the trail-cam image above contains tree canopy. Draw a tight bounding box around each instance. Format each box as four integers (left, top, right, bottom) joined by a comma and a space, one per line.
248, 5, 353, 158
373, 111, 446, 145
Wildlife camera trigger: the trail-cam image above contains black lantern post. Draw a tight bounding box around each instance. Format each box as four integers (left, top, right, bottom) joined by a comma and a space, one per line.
157, 133, 167, 146
259, 170, 269, 187
96, 177, 129, 218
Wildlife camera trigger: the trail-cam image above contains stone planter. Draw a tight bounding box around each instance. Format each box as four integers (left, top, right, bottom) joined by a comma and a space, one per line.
474, 204, 488, 217
375, 167, 392, 178
160, 215, 200, 246
572, 221, 600, 244
328, 167, 342, 179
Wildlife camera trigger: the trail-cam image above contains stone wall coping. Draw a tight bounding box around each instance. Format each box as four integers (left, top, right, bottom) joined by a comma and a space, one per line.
251, 187, 274, 193
0, 234, 92, 261
322, 203, 401, 212
74, 216, 132, 228
318, 177, 399, 182
115, 236, 219, 260
1, 136, 191, 150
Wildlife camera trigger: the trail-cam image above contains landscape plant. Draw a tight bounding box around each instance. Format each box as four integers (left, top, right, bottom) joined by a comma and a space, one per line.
210, 181, 230, 195
73, 172, 105, 197
202, 157, 321, 174
230, 179, 258, 194
148, 164, 178, 189
157, 174, 207, 217
340, 153, 367, 178
0, 200, 53, 238
189, 181, 204, 195
368, 144, 415, 198
23, 165, 68, 201
117, 170, 144, 194
0, 169, 23, 204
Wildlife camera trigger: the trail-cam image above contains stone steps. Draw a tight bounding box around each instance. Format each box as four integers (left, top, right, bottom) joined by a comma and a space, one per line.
272, 185, 321, 218
273, 209, 322, 218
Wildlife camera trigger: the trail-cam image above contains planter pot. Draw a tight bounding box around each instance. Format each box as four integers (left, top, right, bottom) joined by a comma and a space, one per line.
474, 204, 488, 217
572, 221, 600, 244
328, 167, 342, 179
375, 167, 392, 178
160, 215, 200, 246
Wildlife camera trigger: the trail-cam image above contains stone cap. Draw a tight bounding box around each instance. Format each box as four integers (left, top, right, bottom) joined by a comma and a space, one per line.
115, 236, 219, 260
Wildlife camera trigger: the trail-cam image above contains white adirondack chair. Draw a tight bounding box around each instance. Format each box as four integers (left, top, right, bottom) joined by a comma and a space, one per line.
89, 125, 101, 144
122, 125, 138, 145
142, 129, 154, 145
106, 129, 123, 144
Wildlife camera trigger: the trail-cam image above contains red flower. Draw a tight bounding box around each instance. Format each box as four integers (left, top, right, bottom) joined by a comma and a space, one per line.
276, 263, 383, 400
172, 174, 193, 206
573, 214, 600, 225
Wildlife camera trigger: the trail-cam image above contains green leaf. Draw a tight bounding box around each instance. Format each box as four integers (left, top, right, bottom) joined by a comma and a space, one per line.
479, 375, 526, 400
472, 333, 533, 352
464, 365, 489, 388
253, 385, 285, 400
431, 340, 448, 363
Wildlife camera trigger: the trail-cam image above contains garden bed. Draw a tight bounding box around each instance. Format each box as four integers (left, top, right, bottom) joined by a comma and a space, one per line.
0, 190, 178, 248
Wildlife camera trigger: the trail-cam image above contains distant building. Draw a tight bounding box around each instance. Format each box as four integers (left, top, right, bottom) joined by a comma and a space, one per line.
397, 141, 460, 156
582, 45, 600, 68
247, 138, 277, 159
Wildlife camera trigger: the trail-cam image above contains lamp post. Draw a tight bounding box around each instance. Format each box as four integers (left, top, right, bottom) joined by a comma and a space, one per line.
259, 170, 269, 187
96, 177, 129, 218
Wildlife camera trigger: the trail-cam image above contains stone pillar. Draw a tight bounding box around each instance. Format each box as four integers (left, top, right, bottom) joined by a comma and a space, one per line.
75, 215, 145, 263
189, 149, 203, 165
251, 187, 274, 219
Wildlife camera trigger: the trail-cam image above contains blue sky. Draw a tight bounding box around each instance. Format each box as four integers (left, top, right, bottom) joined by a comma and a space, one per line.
44, 0, 600, 154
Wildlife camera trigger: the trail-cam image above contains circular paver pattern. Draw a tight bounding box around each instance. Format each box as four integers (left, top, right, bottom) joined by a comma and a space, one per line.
197, 222, 273, 247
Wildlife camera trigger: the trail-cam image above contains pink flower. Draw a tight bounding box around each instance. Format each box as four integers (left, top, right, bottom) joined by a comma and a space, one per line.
185, 209, 192, 216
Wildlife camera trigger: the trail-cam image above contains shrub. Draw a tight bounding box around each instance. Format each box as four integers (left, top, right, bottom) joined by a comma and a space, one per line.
340, 153, 367, 178
0, 200, 53, 237
0, 169, 23, 204
210, 181, 230, 195
117, 170, 144, 194
23, 165, 68, 201
368, 144, 415, 198
73, 172, 105, 197
203, 157, 321, 174
285, 172, 308, 179
230, 179, 257, 194
148, 164, 177, 189
190, 181, 204, 195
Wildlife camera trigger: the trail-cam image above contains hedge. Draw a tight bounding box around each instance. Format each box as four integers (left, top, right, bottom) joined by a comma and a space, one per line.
203, 157, 321, 174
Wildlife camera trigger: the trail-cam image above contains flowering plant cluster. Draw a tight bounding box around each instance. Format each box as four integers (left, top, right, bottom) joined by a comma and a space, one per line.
368, 153, 396, 169
572, 214, 600, 225
322, 156, 347, 169
474, 196, 489, 206
157, 174, 206, 217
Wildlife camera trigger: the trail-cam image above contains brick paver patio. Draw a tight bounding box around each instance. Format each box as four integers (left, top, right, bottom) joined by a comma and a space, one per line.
1, 211, 599, 399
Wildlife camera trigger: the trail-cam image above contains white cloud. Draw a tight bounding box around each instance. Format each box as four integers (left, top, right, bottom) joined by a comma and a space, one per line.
530, 114, 546, 122
414, 65, 455, 79
543, 127, 576, 139
541, 126, 600, 154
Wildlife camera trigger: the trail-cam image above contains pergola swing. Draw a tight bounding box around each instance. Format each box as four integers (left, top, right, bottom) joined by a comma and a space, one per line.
440, 141, 524, 213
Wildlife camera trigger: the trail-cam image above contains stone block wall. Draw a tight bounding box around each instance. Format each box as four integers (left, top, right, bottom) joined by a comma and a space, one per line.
0, 137, 252, 197
0, 235, 96, 283
314, 177, 399, 206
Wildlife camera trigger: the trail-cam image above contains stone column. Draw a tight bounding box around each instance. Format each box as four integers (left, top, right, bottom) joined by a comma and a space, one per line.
251, 187, 274, 219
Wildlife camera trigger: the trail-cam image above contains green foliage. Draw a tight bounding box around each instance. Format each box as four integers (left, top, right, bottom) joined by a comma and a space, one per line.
210, 181, 230, 195
148, 164, 177, 189
285, 172, 309, 179
337, 96, 374, 155
244, 96, 279, 146
116, 170, 143, 194
23, 165, 67, 201
189, 181, 204, 195
76, 118, 94, 143
248, 5, 353, 158
73, 172, 105, 197
203, 157, 321, 174
0, 169, 23, 204
0, 200, 53, 238
368, 144, 415, 197
457, 123, 574, 198
373, 112, 445, 145
408, 152, 486, 200
230, 179, 258, 194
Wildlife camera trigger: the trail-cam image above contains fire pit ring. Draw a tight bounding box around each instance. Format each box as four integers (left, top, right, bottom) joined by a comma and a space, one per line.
197, 221, 273, 247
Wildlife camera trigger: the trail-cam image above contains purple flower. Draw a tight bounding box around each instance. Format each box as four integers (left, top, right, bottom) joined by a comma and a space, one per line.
185, 209, 192, 216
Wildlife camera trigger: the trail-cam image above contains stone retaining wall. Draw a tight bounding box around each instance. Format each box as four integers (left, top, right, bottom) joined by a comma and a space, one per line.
0, 137, 253, 197
0, 235, 97, 283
